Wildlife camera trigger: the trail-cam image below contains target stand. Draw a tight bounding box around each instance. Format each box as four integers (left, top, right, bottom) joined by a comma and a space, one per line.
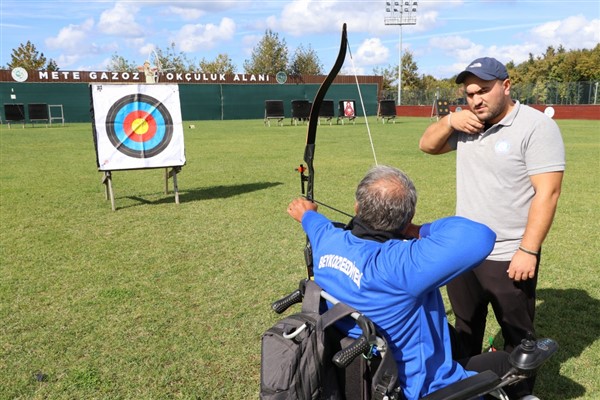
91, 84, 186, 211
101, 166, 182, 211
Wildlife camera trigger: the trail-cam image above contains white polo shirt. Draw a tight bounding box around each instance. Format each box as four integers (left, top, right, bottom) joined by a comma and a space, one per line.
448, 101, 565, 260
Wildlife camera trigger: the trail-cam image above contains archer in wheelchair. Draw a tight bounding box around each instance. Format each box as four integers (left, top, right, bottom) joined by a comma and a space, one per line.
261, 165, 557, 400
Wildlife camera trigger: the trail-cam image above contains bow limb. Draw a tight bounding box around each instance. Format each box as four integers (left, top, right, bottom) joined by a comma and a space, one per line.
303, 23, 348, 203
300, 23, 347, 279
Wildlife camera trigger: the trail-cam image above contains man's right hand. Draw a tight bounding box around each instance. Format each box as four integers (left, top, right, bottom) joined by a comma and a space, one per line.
450, 110, 485, 135
287, 198, 318, 222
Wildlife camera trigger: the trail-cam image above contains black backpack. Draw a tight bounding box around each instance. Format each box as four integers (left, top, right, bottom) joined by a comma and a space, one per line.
260, 279, 401, 400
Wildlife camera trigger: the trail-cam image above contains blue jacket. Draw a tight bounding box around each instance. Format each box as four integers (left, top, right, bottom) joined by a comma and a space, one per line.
302, 212, 496, 400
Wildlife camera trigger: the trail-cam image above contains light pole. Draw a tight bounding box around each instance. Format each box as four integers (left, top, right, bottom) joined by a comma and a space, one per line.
384, 1, 418, 105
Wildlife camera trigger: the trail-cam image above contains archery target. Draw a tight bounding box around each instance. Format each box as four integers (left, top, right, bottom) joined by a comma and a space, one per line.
91, 84, 185, 171
106, 94, 173, 158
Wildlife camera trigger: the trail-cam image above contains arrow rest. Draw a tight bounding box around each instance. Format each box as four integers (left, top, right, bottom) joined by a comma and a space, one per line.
296, 164, 308, 195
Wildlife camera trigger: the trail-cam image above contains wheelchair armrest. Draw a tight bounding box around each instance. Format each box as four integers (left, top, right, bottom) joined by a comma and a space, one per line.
420, 370, 501, 400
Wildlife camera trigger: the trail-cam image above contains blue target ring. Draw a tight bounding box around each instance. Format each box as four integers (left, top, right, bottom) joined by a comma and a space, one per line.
106, 94, 173, 158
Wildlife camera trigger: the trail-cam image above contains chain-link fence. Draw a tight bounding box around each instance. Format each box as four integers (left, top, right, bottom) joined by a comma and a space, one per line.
383, 81, 600, 106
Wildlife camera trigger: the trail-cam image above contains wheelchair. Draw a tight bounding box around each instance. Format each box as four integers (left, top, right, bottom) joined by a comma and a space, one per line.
271, 279, 558, 400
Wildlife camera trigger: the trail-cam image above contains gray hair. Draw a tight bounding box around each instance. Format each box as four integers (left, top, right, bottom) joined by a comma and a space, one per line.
355, 165, 417, 232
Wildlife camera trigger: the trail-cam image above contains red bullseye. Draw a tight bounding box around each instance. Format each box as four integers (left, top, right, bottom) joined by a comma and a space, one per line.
123, 110, 157, 142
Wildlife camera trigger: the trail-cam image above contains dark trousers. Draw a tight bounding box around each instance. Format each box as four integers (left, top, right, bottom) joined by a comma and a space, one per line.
446, 258, 539, 356
457, 351, 530, 398
449, 325, 531, 398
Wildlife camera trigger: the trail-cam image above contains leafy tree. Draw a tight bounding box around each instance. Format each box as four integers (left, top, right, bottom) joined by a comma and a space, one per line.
6, 41, 46, 70
372, 64, 398, 95
575, 44, 600, 80
380, 52, 419, 92
199, 53, 236, 74
370, 45, 600, 105
401, 51, 420, 93
107, 53, 137, 72
244, 29, 289, 75
374, 52, 423, 103
155, 42, 195, 73
289, 44, 322, 75
421, 74, 462, 104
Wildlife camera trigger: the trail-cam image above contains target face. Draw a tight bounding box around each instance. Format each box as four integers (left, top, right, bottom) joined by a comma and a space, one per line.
106, 94, 173, 158
91, 84, 185, 171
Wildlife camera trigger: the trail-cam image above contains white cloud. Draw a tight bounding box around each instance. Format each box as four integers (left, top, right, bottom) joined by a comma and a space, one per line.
269, 0, 410, 36
339, 38, 390, 75
429, 35, 472, 52
165, 1, 247, 22
44, 18, 117, 68
355, 38, 390, 66
167, 6, 205, 21
531, 15, 600, 50
174, 18, 236, 52
424, 13, 600, 78
273, 1, 338, 35
475, 15, 600, 66
45, 18, 94, 53
97, 2, 144, 37
138, 43, 157, 60
56, 54, 84, 69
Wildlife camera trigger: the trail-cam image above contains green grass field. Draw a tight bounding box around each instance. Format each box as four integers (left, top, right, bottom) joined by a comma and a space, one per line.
1, 117, 598, 399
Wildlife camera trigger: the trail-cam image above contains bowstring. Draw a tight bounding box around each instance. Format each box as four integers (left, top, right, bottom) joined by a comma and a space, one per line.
347, 42, 379, 167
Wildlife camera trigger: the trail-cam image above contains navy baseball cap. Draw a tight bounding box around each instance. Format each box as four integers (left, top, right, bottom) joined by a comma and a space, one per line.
455, 57, 509, 84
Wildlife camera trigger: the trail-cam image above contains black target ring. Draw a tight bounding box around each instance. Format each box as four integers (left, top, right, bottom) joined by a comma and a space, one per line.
105, 93, 173, 158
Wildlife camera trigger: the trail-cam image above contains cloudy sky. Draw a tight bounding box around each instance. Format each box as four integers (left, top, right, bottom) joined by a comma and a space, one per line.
1, 0, 599, 79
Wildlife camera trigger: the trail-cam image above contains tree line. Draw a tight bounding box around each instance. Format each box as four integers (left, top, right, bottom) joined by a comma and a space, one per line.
376, 44, 600, 104
6, 34, 600, 104
4, 30, 323, 77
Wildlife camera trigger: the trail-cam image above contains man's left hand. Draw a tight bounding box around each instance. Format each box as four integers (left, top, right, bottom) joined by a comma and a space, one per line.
507, 251, 537, 281
287, 198, 318, 222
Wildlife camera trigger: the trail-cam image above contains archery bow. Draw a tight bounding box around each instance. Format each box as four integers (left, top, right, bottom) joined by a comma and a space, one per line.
297, 23, 348, 279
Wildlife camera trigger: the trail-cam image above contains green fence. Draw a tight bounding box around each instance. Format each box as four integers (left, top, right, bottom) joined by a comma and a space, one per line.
0, 82, 379, 123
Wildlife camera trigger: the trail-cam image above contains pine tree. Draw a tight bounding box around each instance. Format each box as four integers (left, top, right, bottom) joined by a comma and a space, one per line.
243, 30, 289, 75
7, 41, 47, 70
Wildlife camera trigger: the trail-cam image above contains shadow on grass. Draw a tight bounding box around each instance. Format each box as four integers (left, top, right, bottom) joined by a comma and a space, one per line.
489, 288, 599, 398
120, 181, 283, 209
533, 288, 600, 398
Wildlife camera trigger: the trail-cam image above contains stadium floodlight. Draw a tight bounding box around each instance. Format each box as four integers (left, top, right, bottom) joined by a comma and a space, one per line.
384, 0, 418, 105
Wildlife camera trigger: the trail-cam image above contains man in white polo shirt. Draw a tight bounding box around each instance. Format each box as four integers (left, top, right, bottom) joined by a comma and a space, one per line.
418, 57, 565, 394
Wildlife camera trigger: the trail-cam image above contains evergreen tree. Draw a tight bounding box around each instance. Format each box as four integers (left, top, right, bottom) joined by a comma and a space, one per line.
46, 59, 59, 71
7, 41, 46, 70
243, 29, 289, 75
